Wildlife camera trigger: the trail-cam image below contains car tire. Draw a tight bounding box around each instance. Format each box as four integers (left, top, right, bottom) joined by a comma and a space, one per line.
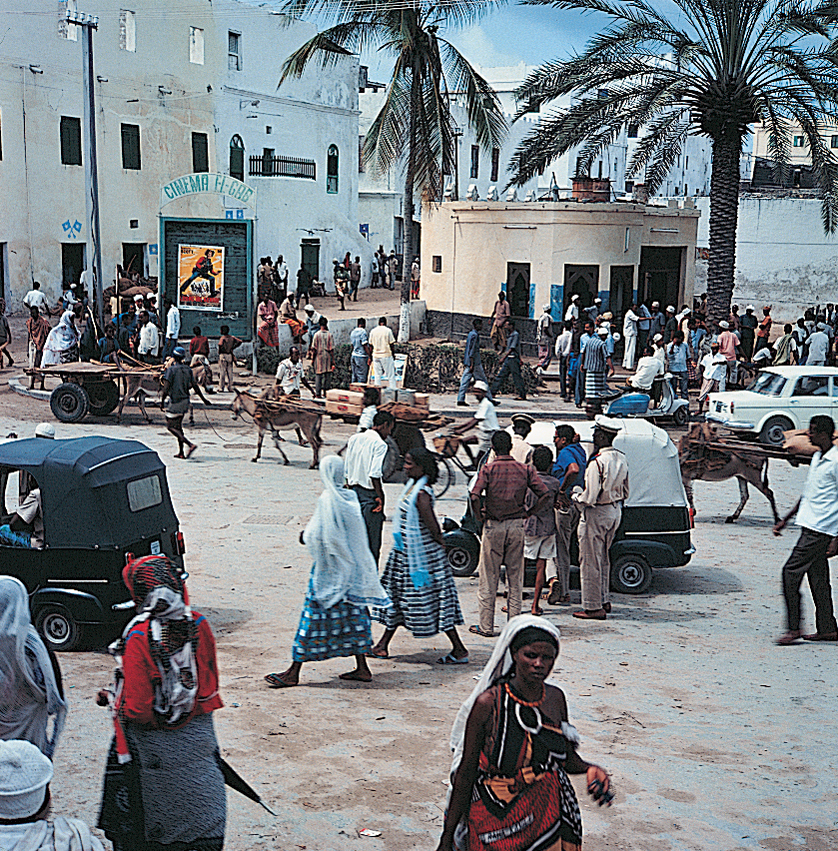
673, 405, 689, 426
759, 415, 794, 446
610, 554, 653, 595
50, 382, 89, 423
446, 535, 480, 577
35, 605, 81, 652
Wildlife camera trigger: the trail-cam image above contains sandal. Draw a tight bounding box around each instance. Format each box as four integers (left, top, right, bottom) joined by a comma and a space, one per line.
469, 625, 494, 637
437, 652, 469, 665
366, 647, 389, 659
265, 673, 297, 688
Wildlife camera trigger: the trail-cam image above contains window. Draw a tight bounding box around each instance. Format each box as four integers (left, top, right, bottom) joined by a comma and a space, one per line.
192, 132, 208, 173
490, 147, 499, 183
832, 135, 838, 149
470, 144, 479, 179
127, 475, 162, 512
793, 135, 805, 147
597, 161, 602, 178
432, 255, 442, 273
121, 123, 141, 170
229, 135, 244, 181
262, 147, 275, 176
684, 184, 688, 196
627, 123, 638, 138
60, 116, 82, 166
326, 144, 338, 193
189, 26, 204, 64
228, 31, 241, 71
624, 180, 634, 194
685, 155, 689, 168
119, 10, 136, 51
793, 376, 829, 397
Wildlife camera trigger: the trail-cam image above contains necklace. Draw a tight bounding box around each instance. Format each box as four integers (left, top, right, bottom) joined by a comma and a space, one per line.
504, 681, 545, 708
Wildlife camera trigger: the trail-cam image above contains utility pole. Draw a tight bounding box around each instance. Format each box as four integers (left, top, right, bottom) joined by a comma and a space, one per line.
67, 9, 104, 330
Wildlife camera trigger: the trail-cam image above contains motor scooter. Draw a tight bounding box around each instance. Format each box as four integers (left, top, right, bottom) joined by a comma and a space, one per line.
606, 373, 690, 426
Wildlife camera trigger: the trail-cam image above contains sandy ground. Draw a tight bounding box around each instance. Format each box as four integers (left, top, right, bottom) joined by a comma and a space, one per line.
1, 326, 838, 851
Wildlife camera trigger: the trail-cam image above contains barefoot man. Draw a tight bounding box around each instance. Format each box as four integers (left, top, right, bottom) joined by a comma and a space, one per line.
160, 346, 210, 459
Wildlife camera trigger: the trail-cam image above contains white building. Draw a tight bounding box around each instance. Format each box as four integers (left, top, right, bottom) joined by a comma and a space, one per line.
0, 0, 372, 309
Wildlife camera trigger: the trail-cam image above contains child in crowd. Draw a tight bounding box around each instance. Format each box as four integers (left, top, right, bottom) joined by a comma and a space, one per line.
26, 305, 50, 388
189, 325, 214, 393
357, 386, 380, 432
217, 325, 242, 393
523, 445, 561, 616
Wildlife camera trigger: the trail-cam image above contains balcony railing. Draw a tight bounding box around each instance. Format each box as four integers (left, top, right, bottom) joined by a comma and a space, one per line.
249, 155, 316, 179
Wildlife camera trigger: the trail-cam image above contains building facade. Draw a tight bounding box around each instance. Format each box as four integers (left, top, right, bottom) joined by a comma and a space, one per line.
0, 0, 371, 309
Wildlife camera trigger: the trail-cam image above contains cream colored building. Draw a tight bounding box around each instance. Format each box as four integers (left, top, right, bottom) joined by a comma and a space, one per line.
420, 199, 700, 335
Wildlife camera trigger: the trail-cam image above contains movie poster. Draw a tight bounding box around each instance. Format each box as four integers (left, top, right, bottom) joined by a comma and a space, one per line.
178, 244, 224, 310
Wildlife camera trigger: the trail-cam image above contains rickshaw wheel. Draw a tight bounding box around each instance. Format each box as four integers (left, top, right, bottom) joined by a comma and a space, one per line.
50, 382, 90, 423
86, 380, 121, 416
610, 554, 653, 595
35, 605, 81, 652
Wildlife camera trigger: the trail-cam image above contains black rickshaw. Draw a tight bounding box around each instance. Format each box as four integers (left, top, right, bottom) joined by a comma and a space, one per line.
0, 436, 185, 651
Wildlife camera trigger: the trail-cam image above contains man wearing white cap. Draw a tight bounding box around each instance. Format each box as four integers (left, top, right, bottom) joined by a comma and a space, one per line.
622, 302, 639, 370
0, 740, 104, 850
451, 381, 499, 467
663, 305, 678, 343
648, 301, 665, 339
740, 305, 758, 360
805, 322, 830, 366
697, 341, 727, 415
717, 320, 739, 390
564, 293, 580, 326
571, 417, 629, 620
536, 304, 554, 371
584, 297, 602, 324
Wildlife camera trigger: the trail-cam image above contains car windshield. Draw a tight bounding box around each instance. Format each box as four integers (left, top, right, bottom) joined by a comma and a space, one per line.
747, 373, 787, 397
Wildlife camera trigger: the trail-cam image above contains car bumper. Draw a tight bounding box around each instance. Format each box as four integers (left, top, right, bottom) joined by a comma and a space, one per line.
705, 413, 755, 430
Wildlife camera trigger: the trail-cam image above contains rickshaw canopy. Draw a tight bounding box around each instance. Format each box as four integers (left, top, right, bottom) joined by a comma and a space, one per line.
0, 437, 178, 549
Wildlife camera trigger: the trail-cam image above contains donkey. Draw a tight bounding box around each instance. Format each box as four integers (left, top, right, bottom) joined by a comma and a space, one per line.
231, 390, 322, 467
679, 423, 780, 524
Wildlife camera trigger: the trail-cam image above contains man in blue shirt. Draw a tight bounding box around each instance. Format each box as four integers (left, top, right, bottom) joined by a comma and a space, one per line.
575, 320, 594, 407
490, 320, 527, 401
350, 317, 371, 384
666, 329, 689, 400
457, 318, 494, 405
549, 423, 588, 605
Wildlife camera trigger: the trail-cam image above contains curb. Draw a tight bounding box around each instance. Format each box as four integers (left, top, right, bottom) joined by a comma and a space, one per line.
7, 377, 50, 401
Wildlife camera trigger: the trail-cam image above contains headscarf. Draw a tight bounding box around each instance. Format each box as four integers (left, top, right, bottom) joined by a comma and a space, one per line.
0, 577, 67, 758
42, 311, 79, 365
392, 476, 431, 588
449, 615, 563, 779
110, 556, 198, 762
306, 456, 390, 610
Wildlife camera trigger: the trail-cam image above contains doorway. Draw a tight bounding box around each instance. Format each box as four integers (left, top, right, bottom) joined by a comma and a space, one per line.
122, 243, 147, 278
609, 266, 634, 321
563, 265, 599, 314
506, 262, 531, 317
61, 243, 85, 287
300, 239, 320, 283
639, 247, 682, 309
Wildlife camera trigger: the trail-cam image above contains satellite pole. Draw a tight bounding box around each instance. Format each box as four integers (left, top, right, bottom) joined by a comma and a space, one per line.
67, 9, 104, 330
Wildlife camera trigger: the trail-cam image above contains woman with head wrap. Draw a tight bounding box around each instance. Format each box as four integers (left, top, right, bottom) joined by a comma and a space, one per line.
368, 448, 468, 663
0, 300, 13, 367
0, 577, 66, 758
264, 455, 390, 687
435, 615, 612, 851
98, 556, 226, 851
41, 311, 80, 366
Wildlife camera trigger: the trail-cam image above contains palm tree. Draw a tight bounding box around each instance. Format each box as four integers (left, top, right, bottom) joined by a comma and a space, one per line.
279, 0, 507, 340
508, 0, 838, 325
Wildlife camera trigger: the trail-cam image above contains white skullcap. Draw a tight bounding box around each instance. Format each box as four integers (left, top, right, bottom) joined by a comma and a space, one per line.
0, 740, 53, 820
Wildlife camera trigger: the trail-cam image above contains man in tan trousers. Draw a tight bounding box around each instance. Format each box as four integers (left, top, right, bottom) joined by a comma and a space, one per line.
469, 431, 550, 636
570, 416, 629, 620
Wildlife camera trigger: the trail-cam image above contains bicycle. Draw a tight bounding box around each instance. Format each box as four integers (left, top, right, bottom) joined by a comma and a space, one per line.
430, 434, 481, 498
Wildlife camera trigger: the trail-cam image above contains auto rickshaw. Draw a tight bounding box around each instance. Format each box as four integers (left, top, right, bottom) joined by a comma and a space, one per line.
443, 417, 694, 594
0, 436, 185, 651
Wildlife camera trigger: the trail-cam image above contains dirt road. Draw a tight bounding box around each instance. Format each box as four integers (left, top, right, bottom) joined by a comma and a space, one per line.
1, 368, 837, 850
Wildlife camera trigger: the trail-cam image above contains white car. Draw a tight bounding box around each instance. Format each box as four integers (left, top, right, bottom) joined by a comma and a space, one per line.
706, 365, 838, 445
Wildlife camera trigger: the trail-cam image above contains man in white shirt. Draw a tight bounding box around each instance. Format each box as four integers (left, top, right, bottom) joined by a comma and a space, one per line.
622, 303, 639, 370
344, 410, 394, 562
275, 346, 315, 397
23, 282, 50, 316
805, 322, 830, 366
136, 310, 159, 362
276, 254, 289, 298
564, 293, 580, 326
79, 267, 95, 302
8, 488, 44, 549
775, 415, 838, 644
369, 317, 397, 389
450, 380, 499, 467
629, 348, 665, 391
554, 322, 573, 401
696, 342, 726, 415
162, 297, 180, 359
536, 304, 554, 371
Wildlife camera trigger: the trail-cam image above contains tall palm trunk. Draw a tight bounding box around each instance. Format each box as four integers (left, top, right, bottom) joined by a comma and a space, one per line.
398, 57, 421, 344
706, 134, 742, 328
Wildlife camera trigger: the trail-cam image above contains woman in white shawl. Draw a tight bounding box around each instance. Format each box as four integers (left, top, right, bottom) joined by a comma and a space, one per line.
436, 615, 612, 851
0, 577, 67, 758
264, 455, 390, 687
42, 310, 80, 366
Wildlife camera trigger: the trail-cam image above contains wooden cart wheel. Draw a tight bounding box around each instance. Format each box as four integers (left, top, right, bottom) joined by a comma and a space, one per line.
50, 382, 90, 423
86, 379, 121, 416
